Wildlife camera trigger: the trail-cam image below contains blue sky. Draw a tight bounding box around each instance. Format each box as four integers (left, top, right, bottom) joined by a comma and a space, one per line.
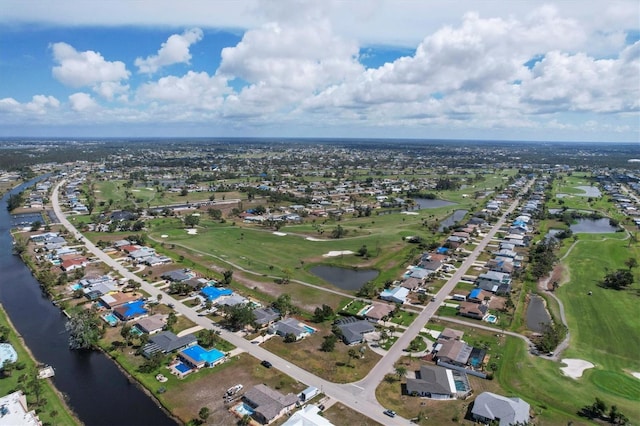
0, 0, 638, 142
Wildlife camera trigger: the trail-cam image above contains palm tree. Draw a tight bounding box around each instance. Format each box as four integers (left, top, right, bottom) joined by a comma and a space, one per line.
395, 366, 407, 381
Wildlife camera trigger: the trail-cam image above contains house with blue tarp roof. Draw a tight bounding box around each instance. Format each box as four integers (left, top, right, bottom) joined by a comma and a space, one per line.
179, 345, 226, 369
200, 286, 233, 302
113, 300, 147, 321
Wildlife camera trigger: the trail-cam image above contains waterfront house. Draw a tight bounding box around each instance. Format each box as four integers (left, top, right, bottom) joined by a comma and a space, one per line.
243, 384, 298, 424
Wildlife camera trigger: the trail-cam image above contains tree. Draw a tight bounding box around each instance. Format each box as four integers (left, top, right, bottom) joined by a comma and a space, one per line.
180, 187, 189, 196
1, 360, 14, 378
624, 257, 638, 270
197, 329, 220, 348
185, 214, 200, 228
66, 308, 104, 350
320, 334, 338, 352
166, 312, 178, 331
198, 407, 210, 423
120, 323, 133, 347
222, 305, 256, 331
30, 220, 42, 231
207, 208, 222, 221
331, 225, 347, 239
127, 279, 141, 292
222, 270, 233, 286
283, 333, 297, 343
395, 366, 407, 381
357, 245, 368, 257
600, 269, 634, 290
272, 294, 297, 318
312, 304, 335, 323
346, 348, 359, 367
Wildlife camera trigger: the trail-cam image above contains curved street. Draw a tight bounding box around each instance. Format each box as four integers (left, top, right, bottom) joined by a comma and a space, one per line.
52, 178, 533, 424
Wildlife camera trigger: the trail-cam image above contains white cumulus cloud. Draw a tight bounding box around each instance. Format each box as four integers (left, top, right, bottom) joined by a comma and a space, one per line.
69, 92, 99, 112
0, 95, 60, 115
135, 28, 204, 74
51, 42, 130, 88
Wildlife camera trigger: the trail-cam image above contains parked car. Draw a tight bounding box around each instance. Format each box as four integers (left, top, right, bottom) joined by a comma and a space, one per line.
261, 360, 272, 368
384, 409, 396, 418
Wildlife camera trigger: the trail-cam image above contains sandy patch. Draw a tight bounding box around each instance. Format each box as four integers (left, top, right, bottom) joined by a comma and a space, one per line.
306, 237, 323, 241
401, 211, 419, 215
273, 232, 287, 236
631, 372, 640, 380
160, 234, 168, 238
561, 358, 594, 379
146, 187, 154, 190
131, 189, 140, 192
94, 190, 101, 192
323, 250, 354, 257
186, 229, 198, 235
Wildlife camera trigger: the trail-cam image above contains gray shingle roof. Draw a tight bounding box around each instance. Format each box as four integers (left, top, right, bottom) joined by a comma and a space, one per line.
471, 392, 530, 426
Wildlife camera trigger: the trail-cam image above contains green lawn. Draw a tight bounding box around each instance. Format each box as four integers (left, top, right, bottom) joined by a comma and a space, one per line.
498, 235, 640, 423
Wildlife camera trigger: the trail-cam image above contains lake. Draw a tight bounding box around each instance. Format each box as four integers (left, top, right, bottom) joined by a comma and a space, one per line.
570, 218, 618, 233
413, 198, 456, 209
309, 265, 379, 291
526, 294, 552, 333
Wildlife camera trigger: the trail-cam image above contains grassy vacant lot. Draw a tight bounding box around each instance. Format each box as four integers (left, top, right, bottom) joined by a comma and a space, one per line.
0, 308, 78, 426
323, 402, 384, 426
262, 328, 381, 383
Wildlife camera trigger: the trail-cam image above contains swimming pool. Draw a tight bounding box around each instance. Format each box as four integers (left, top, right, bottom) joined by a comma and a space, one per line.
175, 362, 192, 374
0, 343, 18, 366
71, 283, 83, 291
233, 402, 254, 417
357, 305, 373, 316
102, 313, 118, 326
303, 325, 316, 334
484, 314, 497, 323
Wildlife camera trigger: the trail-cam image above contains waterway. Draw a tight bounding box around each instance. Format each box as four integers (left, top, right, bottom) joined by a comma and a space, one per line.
0, 176, 175, 425
438, 209, 469, 232
413, 198, 456, 209
310, 265, 379, 291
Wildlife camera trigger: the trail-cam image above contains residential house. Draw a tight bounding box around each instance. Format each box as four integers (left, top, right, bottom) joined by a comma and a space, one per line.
243, 384, 299, 424
269, 318, 311, 341
363, 303, 395, 322
281, 404, 334, 426
61, 256, 89, 271
458, 301, 488, 320
334, 317, 375, 345
476, 271, 512, 294
438, 328, 464, 341
0, 391, 41, 426
435, 340, 473, 366
99, 292, 140, 309
406, 365, 456, 399
380, 286, 409, 304
400, 277, 422, 291
142, 331, 197, 357
253, 307, 280, 328
471, 392, 530, 426
113, 300, 147, 321
468, 288, 491, 304
134, 314, 168, 334
161, 269, 191, 282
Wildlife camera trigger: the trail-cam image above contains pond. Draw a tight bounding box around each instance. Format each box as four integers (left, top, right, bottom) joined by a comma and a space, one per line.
438, 209, 469, 232
413, 198, 456, 209
309, 265, 379, 291
526, 294, 552, 333
574, 186, 602, 197
570, 218, 618, 233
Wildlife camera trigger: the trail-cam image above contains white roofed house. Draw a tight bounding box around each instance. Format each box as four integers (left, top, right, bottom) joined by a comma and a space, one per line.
471, 392, 530, 426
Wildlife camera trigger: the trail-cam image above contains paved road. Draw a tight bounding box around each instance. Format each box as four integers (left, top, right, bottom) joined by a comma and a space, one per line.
52, 180, 408, 425
351, 182, 532, 404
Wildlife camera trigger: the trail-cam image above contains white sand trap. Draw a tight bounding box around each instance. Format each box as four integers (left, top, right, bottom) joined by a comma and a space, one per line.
401, 211, 419, 215
131, 189, 140, 192
561, 359, 594, 379
186, 228, 198, 235
160, 234, 168, 238
323, 250, 354, 257
306, 237, 323, 241
631, 372, 640, 380
273, 232, 287, 236
146, 187, 154, 190
94, 190, 101, 192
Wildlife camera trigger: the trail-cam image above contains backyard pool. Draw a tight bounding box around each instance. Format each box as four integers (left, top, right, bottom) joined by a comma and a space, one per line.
484, 314, 497, 324
0, 343, 18, 366
71, 283, 83, 291
233, 402, 254, 417
357, 305, 373, 316
303, 325, 316, 334
175, 362, 192, 374
101, 313, 118, 327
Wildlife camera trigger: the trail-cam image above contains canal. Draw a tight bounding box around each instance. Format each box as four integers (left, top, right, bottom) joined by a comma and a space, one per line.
0, 176, 176, 425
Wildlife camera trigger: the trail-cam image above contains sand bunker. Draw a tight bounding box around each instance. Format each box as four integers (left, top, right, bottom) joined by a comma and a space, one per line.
160, 234, 168, 238
186, 229, 198, 235
273, 232, 287, 236
323, 250, 354, 257
631, 372, 640, 380
401, 211, 419, 215
306, 237, 323, 241
561, 358, 594, 379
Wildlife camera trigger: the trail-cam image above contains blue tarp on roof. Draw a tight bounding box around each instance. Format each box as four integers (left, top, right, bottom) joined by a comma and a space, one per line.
436, 247, 449, 254
181, 345, 225, 364
200, 287, 232, 301
469, 288, 482, 299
